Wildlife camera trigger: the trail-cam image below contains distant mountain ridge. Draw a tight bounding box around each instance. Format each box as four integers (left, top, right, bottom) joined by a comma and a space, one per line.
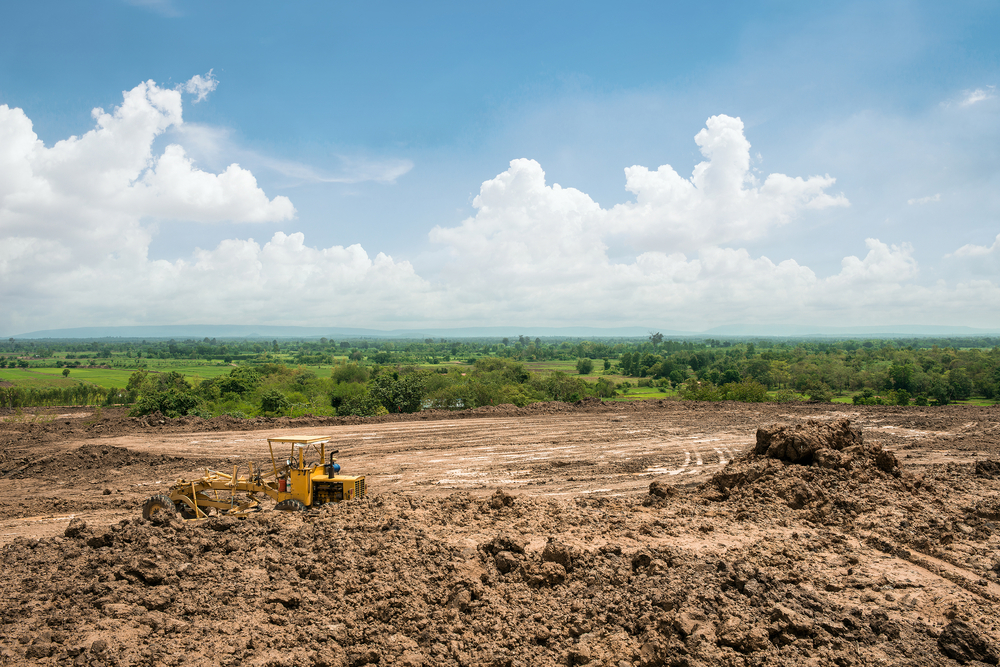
4, 324, 666, 339
5, 323, 1000, 339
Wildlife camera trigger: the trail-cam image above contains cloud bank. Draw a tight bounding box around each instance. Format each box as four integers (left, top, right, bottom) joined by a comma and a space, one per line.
2, 78, 999, 333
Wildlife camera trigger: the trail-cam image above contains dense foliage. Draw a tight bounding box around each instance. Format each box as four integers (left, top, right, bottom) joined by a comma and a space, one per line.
2, 334, 999, 412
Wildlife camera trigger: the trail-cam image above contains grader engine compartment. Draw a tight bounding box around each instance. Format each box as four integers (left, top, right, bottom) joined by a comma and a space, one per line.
141, 434, 366, 521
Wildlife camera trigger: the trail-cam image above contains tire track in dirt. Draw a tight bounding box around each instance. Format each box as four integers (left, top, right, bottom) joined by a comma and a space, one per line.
91, 414, 756, 500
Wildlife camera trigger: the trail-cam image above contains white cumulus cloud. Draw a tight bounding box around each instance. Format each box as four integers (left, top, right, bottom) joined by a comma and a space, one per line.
907, 193, 940, 205
949, 234, 1000, 258
4, 95, 1000, 333
0, 79, 432, 332
609, 115, 848, 252
180, 70, 218, 103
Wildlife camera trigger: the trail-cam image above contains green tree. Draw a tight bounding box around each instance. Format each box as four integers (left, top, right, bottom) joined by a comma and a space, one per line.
338, 388, 388, 416
930, 378, 950, 406
593, 377, 617, 398
888, 362, 914, 392
62, 368, 70, 378
370, 371, 427, 413
218, 366, 262, 395
948, 368, 972, 401
259, 389, 291, 415
576, 358, 594, 375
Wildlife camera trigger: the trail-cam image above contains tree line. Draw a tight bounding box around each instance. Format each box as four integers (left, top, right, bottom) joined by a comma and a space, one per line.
614, 335, 1000, 405
3, 334, 1000, 410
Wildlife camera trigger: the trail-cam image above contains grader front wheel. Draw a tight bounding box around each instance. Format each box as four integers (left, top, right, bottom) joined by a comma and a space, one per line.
142, 495, 177, 522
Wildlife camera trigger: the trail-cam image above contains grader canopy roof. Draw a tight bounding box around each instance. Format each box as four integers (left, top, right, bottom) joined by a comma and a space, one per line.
267, 435, 330, 444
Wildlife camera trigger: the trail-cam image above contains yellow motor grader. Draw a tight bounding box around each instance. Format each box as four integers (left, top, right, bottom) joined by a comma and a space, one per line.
141, 435, 366, 521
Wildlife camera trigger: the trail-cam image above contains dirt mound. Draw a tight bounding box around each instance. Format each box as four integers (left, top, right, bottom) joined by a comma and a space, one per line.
708, 419, 906, 517
3, 444, 203, 481
754, 418, 864, 463
0, 490, 970, 667
56, 444, 185, 470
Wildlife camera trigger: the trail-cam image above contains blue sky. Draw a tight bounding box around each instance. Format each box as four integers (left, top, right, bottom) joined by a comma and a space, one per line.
1, 1, 999, 334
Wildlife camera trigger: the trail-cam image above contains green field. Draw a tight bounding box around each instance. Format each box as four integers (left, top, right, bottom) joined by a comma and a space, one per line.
830, 392, 996, 406
606, 385, 675, 401
1, 363, 235, 389
0, 368, 80, 389
523, 360, 581, 373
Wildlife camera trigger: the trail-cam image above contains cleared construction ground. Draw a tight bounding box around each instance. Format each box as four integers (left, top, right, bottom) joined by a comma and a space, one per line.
2, 400, 1000, 666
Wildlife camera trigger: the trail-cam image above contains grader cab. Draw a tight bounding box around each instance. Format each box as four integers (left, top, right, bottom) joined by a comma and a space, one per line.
141, 434, 366, 521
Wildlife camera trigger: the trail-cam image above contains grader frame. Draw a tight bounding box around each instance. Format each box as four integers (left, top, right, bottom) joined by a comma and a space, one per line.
141, 434, 366, 521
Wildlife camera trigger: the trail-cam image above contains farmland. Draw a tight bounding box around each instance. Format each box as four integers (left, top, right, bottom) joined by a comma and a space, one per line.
2, 334, 999, 415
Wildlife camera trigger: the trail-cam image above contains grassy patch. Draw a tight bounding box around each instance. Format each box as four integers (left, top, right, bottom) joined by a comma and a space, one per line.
0, 368, 78, 389
25, 367, 137, 388
524, 360, 580, 374
607, 386, 676, 401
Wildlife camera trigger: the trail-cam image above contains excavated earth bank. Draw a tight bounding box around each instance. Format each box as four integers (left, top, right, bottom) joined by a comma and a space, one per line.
2, 401, 1000, 666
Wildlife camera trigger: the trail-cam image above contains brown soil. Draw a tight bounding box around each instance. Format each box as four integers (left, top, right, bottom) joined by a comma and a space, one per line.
2, 400, 1000, 666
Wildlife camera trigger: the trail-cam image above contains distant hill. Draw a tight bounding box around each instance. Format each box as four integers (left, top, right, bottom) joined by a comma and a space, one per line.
5, 323, 998, 340
4, 324, 674, 340
702, 324, 999, 337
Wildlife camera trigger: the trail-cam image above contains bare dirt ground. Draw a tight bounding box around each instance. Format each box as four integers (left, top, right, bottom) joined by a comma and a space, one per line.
2, 399, 1000, 666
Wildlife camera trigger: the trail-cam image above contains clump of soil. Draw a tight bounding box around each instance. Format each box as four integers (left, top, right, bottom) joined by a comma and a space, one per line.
2, 482, 997, 667
707, 419, 905, 515
753, 418, 865, 464
4, 405, 1000, 666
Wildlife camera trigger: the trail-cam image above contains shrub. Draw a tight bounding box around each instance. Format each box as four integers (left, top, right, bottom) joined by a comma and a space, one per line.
217, 367, 262, 396
129, 388, 200, 418
772, 388, 799, 403
338, 389, 389, 417
719, 378, 769, 402
259, 389, 291, 415
679, 379, 721, 401
805, 383, 833, 403
332, 362, 369, 384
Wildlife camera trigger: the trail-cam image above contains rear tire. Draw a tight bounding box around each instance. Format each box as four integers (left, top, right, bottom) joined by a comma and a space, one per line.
274, 499, 307, 512
142, 495, 177, 522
